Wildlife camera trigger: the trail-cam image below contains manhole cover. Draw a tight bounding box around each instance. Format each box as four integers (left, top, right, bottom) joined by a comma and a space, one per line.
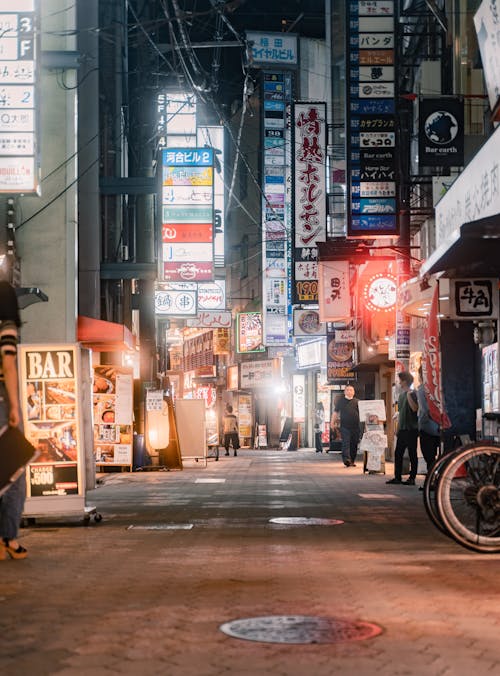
269, 517, 344, 526
220, 615, 382, 644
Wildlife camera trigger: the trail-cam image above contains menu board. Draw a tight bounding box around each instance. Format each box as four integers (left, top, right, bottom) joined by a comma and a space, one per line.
93, 365, 133, 466
20, 345, 83, 499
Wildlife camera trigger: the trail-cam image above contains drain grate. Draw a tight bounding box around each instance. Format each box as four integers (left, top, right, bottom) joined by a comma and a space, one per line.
127, 524, 193, 530
269, 517, 344, 526
220, 615, 382, 644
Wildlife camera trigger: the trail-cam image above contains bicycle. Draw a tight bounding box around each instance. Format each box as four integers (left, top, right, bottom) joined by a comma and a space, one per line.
424, 442, 500, 554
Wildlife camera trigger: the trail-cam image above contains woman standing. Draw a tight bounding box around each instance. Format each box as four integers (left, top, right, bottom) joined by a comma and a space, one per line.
314, 401, 325, 453
0, 281, 28, 560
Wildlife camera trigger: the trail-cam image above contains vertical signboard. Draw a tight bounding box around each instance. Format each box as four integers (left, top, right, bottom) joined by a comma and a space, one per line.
347, 0, 398, 237
161, 147, 214, 282
93, 366, 133, 467
198, 125, 225, 267
293, 102, 327, 304
20, 345, 85, 513
237, 312, 266, 353
0, 0, 39, 194
261, 70, 294, 346
419, 98, 464, 167
317, 260, 351, 322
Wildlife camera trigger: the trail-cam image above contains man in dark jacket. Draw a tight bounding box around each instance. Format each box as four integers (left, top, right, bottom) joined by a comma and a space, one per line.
332, 384, 360, 467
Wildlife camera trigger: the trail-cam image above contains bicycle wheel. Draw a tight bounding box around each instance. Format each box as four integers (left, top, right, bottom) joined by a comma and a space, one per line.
436, 443, 500, 553
423, 451, 459, 537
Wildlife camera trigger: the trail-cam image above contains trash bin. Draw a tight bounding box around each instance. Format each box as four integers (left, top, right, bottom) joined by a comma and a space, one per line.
133, 433, 151, 470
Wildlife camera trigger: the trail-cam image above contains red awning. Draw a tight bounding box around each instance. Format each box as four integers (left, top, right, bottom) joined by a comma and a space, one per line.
77, 315, 135, 352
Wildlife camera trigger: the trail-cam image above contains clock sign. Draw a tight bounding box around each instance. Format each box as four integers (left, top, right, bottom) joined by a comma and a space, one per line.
363, 273, 397, 312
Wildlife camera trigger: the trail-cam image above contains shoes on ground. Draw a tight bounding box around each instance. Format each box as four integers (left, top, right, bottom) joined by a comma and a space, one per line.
350, 463, 357, 467
1, 539, 27, 560
225, 452, 230, 456
386, 478, 401, 484
343, 460, 351, 467
418, 486, 424, 491
234, 452, 237, 457
402, 478, 415, 486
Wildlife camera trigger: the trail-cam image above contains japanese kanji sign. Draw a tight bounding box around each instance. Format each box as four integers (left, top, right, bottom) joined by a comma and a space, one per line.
293, 102, 327, 304
318, 260, 351, 322
450, 279, 498, 319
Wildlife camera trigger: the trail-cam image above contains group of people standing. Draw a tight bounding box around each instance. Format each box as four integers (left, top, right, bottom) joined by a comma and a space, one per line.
317, 370, 440, 482
386, 368, 440, 486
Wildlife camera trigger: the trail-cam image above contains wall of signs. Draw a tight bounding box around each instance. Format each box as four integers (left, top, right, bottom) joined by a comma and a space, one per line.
161, 148, 214, 282
261, 70, 293, 346
93, 365, 133, 467
293, 102, 327, 304
20, 345, 85, 510
0, 0, 39, 193
347, 0, 398, 237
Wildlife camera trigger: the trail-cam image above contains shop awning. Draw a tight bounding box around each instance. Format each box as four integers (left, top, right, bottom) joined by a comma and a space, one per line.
421, 217, 500, 278
77, 315, 135, 352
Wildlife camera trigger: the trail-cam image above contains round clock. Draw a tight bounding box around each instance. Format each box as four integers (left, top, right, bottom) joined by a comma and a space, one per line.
364, 274, 397, 312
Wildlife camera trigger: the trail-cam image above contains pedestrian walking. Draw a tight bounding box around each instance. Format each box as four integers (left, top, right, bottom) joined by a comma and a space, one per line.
0, 281, 28, 560
332, 384, 360, 467
416, 364, 440, 482
314, 401, 325, 453
222, 404, 239, 457
386, 371, 419, 486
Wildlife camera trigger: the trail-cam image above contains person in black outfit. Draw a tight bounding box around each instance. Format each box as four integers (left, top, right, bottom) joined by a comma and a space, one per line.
332, 385, 360, 467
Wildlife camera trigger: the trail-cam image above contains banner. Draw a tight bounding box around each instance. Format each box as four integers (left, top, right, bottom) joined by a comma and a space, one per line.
419, 98, 464, 167
422, 285, 451, 428
318, 260, 351, 322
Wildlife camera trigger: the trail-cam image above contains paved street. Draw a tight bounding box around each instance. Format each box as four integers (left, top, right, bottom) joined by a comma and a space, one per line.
1, 449, 499, 676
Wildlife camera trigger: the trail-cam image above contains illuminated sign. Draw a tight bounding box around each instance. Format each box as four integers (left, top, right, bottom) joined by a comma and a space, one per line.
237, 312, 266, 353
161, 147, 214, 283
0, 0, 39, 193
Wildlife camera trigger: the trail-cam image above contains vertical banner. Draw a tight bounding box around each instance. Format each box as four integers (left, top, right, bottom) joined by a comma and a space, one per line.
261, 70, 294, 346
161, 148, 214, 282
198, 126, 225, 267
419, 98, 464, 167
292, 373, 306, 422
293, 102, 327, 304
0, 0, 40, 194
20, 345, 84, 503
347, 0, 399, 237
422, 285, 451, 429
317, 260, 351, 322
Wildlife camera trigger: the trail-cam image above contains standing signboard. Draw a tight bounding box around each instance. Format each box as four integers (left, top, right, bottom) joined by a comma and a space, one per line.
20, 344, 86, 516
93, 365, 133, 468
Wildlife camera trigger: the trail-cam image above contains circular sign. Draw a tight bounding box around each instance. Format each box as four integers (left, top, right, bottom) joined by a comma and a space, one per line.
363, 274, 396, 312
198, 281, 225, 309
424, 111, 458, 145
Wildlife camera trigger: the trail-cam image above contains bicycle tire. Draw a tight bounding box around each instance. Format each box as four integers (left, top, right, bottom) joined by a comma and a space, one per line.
436, 443, 500, 553
422, 451, 459, 537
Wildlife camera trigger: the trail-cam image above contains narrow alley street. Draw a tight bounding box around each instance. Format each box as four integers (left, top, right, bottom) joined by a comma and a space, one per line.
1, 449, 499, 676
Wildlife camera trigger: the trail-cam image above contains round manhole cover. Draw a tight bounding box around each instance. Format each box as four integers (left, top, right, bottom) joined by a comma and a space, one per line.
269, 517, 344, 526
220, 615, 382, 644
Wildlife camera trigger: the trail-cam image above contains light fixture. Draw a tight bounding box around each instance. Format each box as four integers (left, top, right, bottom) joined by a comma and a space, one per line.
147, 400, 170, 451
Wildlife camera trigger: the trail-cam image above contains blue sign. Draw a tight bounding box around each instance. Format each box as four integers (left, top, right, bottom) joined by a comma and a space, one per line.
350, 99, 395, 114
351, 214, 397, 231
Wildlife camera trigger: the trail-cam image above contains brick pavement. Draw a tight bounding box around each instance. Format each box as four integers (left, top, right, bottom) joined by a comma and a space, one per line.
0, 449, 499, 675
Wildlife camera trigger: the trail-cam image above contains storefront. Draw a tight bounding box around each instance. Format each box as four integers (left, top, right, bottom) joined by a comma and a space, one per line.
419, 124, 500, 441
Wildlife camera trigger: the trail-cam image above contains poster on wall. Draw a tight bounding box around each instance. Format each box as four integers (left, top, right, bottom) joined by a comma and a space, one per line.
237, 393, 253, 441
93, 365, 133, 466
20, 345, 84, 501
